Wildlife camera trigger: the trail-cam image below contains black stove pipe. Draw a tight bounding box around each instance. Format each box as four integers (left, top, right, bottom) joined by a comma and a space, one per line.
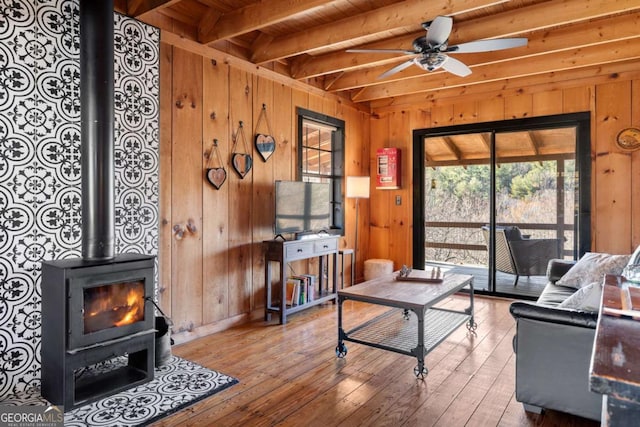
80, 0, 115, 260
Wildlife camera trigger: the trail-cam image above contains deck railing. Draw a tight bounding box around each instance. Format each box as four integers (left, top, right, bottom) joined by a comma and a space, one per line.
424, 221, 574, 265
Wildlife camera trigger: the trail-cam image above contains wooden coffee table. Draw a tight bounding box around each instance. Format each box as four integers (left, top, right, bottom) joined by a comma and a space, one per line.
336, 270, 475, 377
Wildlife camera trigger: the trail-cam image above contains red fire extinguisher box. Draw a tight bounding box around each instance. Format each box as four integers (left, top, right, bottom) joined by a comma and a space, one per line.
376, 147, 401, 189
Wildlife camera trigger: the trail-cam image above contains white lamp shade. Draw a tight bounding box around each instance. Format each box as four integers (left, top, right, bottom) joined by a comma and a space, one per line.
346, 176, 370, 199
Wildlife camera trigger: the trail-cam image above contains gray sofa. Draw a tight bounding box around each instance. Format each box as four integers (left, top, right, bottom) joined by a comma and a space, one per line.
510, 246, 640, 421
509, 259, 602, 421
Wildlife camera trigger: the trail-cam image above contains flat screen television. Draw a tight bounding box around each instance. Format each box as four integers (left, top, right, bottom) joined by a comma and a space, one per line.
274, 180, 331, 237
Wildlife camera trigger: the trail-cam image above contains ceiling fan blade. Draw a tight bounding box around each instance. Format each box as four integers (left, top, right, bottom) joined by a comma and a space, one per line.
441, 56, 471, 77
378, 59, 415, 79
426, 16, 453, 47
347, 48, 417, 55
447, 37, 528, 53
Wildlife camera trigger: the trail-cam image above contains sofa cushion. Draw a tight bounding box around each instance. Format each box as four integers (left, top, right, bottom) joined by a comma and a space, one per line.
558, 281, 602, 312
556, 252, 630, 289
537, 282, 581, 307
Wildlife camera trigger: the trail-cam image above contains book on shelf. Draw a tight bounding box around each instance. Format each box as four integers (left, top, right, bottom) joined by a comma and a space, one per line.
286, 278, 299, 306
300, 274, 317, 300
300, 281, 306, 304
286, 274, 318, 306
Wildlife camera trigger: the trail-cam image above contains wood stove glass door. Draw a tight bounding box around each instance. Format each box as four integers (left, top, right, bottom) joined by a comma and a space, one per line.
67, 268, 154, 350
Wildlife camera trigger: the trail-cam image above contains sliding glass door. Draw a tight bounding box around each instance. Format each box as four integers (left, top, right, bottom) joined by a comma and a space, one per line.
422, 133, 491, 292
413, 113, 590, 299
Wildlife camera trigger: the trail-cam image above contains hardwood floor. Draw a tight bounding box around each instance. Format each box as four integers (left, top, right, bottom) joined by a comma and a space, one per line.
155, 295, 599, 427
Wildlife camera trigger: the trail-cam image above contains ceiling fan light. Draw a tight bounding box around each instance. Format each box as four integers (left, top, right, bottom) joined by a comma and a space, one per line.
415, 53, 446, 72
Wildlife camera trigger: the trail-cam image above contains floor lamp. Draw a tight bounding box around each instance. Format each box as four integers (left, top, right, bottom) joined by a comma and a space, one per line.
346, 176, 370, 282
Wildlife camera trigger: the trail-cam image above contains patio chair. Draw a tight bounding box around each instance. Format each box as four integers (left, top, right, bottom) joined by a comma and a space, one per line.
481, 225, 562, 286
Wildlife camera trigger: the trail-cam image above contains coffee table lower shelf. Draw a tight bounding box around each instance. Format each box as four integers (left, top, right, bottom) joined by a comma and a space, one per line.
337, 307, 472, 377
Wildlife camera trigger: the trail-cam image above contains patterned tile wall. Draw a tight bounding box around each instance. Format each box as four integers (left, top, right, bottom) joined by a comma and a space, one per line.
0, 0, 159, 399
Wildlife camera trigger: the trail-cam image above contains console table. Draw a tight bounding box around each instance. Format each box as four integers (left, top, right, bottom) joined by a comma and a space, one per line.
264, 236, 338, 324
590, 274, 640, 426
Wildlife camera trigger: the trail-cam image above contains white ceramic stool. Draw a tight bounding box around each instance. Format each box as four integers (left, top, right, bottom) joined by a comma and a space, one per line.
364, 259, 394, 281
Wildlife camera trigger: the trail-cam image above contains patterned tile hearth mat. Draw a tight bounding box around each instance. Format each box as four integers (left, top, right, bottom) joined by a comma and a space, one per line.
2, 355, 238, 426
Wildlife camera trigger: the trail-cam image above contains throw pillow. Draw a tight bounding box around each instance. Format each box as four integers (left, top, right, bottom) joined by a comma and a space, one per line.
628, 245, 640, 266
558, 281, 602, 312
556, 252, 630, 289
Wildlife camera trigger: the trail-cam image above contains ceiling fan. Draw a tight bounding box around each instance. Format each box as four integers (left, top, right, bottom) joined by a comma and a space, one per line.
347, 16, 527, 79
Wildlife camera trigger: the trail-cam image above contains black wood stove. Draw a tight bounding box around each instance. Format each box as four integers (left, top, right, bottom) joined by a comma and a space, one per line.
41, 254, 155, 409
40, 0, 157, 411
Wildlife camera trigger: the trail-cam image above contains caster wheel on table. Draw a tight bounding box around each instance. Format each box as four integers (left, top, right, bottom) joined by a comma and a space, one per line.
466, 321, 478, 333
414, 365, 428, 378
336, 343, 348, 358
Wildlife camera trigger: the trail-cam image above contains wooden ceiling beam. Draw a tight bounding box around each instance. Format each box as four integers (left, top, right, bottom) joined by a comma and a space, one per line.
328, 12, 640, 92
250, 0, 508, 64
126, 0, 177, 17
293, 0, 640, 80
449, 0, 640, 42
369, 58, 640, 112
353, 38, 640, 102
427, 153, 574, 168
155, 5, 201, 26
291, 48, 411, 80
425, 152, 433, 165
197, 8, 223, 45
525, 131, 541, 157
198, 0, 330, 45
442, 137, 463, 160
479, 134, 491, 153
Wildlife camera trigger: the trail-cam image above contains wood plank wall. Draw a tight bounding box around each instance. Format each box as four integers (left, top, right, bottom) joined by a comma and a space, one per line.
369, 78, 640, 270
158, 40, 369, 341
156, 15, 639, 343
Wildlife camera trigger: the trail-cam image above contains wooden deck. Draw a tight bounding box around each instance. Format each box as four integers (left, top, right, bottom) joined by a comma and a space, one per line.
157, 295, 598, 426
426, 262, 548, 299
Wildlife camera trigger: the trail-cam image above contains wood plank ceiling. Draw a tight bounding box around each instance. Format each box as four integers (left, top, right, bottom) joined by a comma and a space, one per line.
117, 0, 640, 111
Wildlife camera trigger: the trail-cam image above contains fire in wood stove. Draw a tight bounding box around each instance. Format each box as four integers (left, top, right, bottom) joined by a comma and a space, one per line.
84, 280, 145, 333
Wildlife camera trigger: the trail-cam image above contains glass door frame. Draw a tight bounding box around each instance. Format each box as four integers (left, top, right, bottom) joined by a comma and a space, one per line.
412, 112, 591, 298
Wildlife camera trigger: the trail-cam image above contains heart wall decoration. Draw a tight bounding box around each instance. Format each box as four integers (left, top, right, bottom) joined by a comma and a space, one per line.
254, 104, 276, 162
206, 167, 226, 189
231, 121, 252, 179
232, 153, 253, 178
205, 139, 227, 189
255, 133, 275, 162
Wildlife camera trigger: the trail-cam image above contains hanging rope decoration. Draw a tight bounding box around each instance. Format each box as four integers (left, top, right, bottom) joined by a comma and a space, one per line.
205, 139, 227, 189
254, 103, 276, 162
231, 121, 253, 178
